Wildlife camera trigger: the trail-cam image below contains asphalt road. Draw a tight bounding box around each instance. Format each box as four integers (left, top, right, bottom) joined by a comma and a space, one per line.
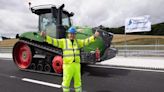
0, 58, 164, 92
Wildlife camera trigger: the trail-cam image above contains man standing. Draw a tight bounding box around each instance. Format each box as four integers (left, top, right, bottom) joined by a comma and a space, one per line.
41, 26, 99, 92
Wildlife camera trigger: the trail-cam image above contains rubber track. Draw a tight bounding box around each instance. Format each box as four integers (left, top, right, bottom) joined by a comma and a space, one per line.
16, 39, 63, 76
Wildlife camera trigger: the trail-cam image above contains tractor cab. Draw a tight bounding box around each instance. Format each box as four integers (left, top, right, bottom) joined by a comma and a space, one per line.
30, 4, 74, 39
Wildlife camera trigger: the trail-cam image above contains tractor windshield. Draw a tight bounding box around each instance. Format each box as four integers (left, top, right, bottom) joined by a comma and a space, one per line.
39, 13, 57, 38
39, 12, 70, 38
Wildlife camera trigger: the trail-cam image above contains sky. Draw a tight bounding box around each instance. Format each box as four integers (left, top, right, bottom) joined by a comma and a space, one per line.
0, 0, 164, 37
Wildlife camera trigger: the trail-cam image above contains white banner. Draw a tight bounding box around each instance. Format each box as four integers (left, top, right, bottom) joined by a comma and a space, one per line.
125, 15, 151, 33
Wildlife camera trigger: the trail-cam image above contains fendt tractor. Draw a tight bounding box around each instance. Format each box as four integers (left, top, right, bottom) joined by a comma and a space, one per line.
12, 3, 117, 75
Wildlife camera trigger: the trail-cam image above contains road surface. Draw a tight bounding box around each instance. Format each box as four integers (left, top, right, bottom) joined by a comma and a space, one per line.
0, 58, 164, 92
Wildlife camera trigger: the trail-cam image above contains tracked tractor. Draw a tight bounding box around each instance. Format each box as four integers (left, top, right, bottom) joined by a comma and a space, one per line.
12, 4, 117, 75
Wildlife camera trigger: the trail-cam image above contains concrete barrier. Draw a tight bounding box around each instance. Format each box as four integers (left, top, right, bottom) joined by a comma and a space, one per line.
112, 45, 164, 57
0, 47, 13, 53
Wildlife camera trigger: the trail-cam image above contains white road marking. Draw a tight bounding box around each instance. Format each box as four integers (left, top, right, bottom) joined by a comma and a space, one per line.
89, 65, 164, 73
22, 78, 62, 88
10, 76, 16, 78
22, 78, 87, 91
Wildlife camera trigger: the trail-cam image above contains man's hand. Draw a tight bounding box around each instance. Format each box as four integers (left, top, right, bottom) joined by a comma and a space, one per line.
94, 31, 100, 38
40, 31, 46, 38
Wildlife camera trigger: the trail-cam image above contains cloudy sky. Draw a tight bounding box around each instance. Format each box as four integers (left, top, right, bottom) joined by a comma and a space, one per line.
0, 0, 164, 37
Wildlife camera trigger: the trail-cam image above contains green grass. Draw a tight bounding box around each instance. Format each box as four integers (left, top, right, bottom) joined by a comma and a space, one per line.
112, 35, 164, 45
0, 39, 18, 47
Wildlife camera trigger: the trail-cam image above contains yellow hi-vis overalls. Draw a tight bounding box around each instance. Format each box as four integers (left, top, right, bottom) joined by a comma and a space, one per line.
45, 35, 95, 92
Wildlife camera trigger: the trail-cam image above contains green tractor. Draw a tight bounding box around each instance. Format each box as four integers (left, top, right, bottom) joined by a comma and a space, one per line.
12, 4, 117, 75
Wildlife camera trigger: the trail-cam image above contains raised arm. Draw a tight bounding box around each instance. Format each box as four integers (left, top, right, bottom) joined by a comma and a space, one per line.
77, 31, 99, 48
40, 31, 64, 49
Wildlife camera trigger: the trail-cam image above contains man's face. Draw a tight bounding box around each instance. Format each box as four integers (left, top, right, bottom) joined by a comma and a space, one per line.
68, 33, 76, 40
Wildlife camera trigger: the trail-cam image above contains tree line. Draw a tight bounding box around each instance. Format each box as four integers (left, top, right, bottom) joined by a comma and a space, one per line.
98, 22, 164, 35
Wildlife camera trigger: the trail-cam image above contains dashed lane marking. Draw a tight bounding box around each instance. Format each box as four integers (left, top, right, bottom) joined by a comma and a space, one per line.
22, 78, 62, 88
0, 74, 61, 89
21, 78, 87, 92
1, 74, 87, 92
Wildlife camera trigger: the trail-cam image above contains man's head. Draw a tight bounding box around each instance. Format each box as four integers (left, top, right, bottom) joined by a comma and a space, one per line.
67, 26, 76, 40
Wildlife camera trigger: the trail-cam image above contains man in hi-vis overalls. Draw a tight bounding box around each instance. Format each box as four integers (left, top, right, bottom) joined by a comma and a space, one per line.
41, 27, 99, 92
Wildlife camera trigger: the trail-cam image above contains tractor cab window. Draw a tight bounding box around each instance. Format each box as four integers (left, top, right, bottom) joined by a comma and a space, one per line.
62, 13, 70, 30
39, 13, 57, 38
